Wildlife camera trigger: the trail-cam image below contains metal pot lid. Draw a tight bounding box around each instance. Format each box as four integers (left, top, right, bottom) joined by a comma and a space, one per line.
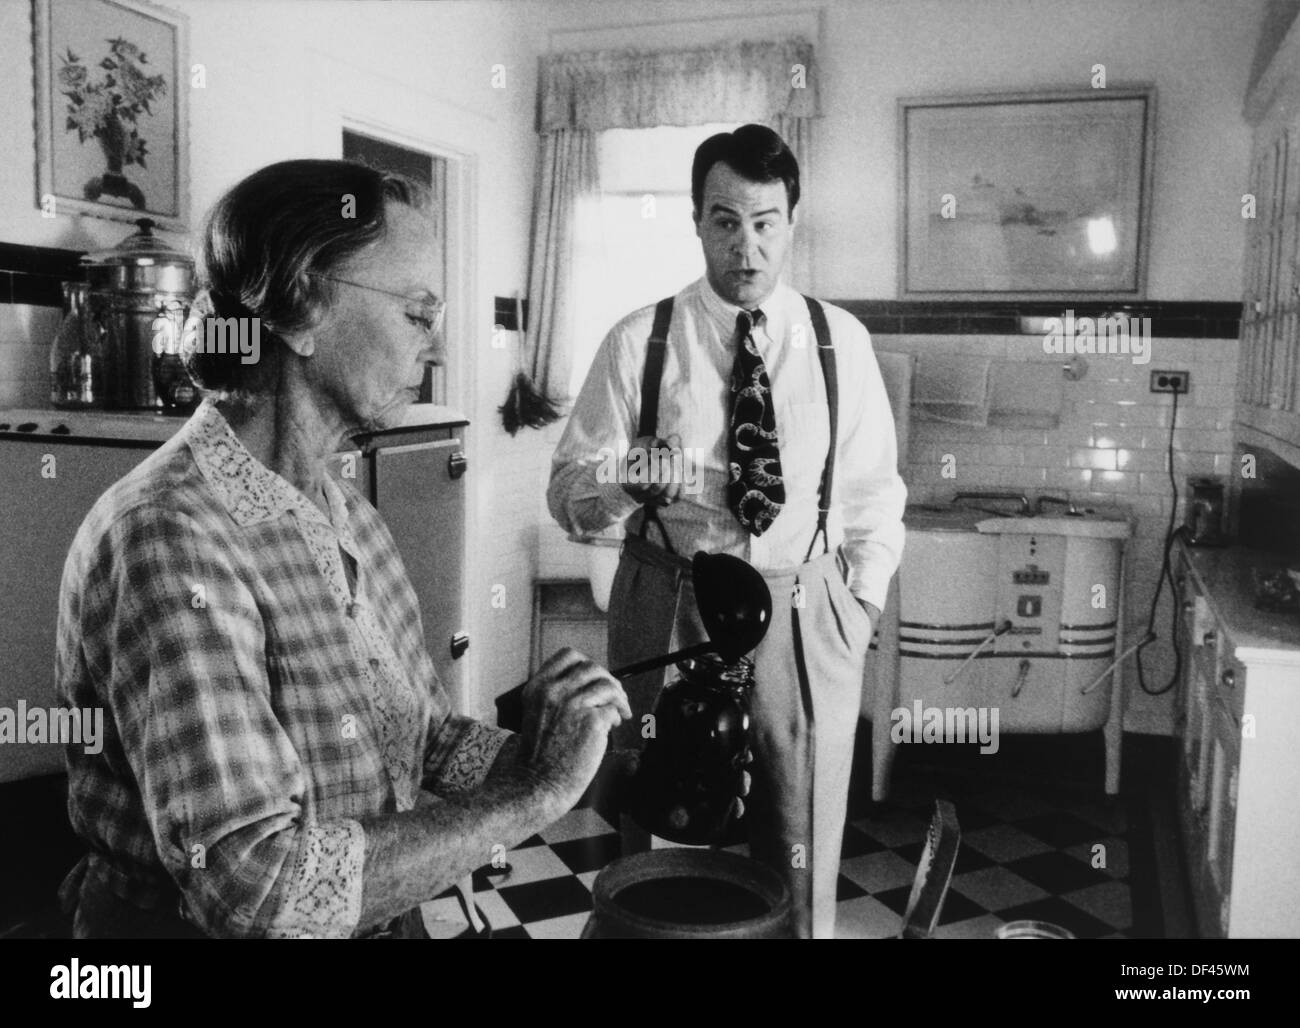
83, 218, 193, 269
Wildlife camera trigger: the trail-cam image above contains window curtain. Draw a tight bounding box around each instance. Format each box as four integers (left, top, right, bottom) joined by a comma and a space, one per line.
518, 37, 821, 413
522, 128, 599, 411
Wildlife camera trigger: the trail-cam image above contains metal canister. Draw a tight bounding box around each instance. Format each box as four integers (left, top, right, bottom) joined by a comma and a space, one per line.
82, 218, 197, 412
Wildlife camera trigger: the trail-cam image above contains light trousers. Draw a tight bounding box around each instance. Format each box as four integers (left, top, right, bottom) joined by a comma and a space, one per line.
607, 534, 872, 938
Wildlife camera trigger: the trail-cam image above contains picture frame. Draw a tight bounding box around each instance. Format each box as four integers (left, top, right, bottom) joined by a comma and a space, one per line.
32, 0, 190, 232
898, 87, 1155, 301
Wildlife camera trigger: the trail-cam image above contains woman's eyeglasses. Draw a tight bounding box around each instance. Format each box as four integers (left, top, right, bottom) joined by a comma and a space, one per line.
309, 272, 445, 336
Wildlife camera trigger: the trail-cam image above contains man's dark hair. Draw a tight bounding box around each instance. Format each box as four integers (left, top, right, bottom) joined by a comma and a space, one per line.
691, 124, 800, 218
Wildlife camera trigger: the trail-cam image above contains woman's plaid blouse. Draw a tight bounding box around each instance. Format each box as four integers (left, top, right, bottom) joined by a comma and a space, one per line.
56, 399, 510, 937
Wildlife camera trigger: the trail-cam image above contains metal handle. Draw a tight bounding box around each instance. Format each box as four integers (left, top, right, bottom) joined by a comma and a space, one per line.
450, 631, 469, 659
1220, 668, 1235, 689
942, 620, 1013, 685
1011, 658, 1031, 699
448, 451, 468, 479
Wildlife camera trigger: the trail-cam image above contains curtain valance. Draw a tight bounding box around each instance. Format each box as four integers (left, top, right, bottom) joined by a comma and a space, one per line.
538, 38, 820, 132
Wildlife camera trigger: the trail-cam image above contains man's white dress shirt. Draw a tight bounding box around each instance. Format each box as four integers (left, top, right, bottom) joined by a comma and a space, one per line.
548, 276, 906, 612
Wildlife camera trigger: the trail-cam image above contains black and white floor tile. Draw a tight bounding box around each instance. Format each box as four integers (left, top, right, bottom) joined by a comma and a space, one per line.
422, 741, 1159, 939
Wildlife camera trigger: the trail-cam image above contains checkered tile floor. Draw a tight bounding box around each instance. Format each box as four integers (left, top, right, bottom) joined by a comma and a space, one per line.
421, 771, 1140, 939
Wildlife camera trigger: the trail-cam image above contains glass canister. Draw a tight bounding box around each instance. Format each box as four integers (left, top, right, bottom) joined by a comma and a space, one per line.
49, 281, 107, 409
629, 652, 755, 846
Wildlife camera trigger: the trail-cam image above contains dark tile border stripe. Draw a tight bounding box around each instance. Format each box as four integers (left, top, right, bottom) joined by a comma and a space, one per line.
832, 299, 1242, 339
11, 273, 68, 308
0, 239, 1246, 340
0, 243, 86, 280
0, 243, 87, 309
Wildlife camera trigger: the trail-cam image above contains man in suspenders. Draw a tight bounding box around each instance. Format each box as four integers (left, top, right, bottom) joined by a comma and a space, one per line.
548, 124, 906, 938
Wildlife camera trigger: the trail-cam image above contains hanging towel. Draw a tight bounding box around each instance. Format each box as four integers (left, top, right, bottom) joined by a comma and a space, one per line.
912, 354, 991, 426
988, 361, 1064, 428
874, 351, 915, 465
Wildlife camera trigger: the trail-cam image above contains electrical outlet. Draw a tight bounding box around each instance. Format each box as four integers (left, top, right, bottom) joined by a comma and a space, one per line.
1150, 370, 1190, 394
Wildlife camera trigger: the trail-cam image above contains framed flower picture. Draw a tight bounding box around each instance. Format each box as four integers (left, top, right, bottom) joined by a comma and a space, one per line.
33, 0, 190, 231
898, 87, 1155, 300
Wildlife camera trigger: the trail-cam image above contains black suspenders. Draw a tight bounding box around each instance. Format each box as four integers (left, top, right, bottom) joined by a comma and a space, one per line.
638, 298, 675, 440
637, 294, 838, 562
803, 296, 837, 563
636, 299, 677, 552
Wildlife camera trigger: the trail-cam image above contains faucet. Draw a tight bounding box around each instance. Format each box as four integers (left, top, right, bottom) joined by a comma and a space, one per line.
1035, 494, 1079, 516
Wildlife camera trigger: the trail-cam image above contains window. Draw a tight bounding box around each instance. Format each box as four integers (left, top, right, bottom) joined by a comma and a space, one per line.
568, 123, 734, 398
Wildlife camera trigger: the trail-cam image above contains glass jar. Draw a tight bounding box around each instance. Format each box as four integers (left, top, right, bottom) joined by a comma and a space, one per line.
150, 298, 198, 411
629, 652, 755, 845
49, 281, 107, 409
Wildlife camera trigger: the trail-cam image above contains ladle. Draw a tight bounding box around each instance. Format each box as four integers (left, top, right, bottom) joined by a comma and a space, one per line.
494, 552, 772, 730
609, 552, 771, 679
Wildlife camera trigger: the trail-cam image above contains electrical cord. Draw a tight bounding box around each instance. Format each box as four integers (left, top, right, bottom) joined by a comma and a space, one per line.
1133, 388, 1185, 696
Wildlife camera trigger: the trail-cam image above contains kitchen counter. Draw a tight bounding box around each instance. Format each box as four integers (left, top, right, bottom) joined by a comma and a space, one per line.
0, 402, 468, 444
1177, 539, 1300, 665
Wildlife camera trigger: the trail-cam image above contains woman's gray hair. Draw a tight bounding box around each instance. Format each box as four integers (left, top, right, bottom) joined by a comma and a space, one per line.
184, 159, 427, 401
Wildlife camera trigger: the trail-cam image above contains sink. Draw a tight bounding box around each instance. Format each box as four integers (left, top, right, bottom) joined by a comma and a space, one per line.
903, 505, 987, 532
904, 502, 1133, 539
975, 514, 1132, 539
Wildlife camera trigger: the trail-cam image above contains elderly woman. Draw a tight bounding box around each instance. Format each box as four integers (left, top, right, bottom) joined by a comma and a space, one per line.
54, 159, 628, 939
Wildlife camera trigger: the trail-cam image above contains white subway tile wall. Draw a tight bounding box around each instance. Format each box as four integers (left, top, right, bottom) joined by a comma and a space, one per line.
0, 304, 59, 409
879, 334, 1239, 735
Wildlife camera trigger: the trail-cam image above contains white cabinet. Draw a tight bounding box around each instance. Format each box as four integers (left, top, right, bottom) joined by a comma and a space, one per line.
1174, 539, 1300, 937
1238, 15, 1300, 463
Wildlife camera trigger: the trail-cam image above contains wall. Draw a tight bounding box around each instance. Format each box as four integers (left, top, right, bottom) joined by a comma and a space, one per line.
530, 0, 1263, 735
0, 0, 551, 720
534, 0, 1263, 300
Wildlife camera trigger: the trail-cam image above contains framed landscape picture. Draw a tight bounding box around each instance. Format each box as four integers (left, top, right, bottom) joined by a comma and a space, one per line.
899, 87, 1155, 300
33, 0, 190, 231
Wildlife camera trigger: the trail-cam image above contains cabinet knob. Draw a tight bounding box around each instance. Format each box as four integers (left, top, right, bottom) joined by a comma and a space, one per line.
448, 451, 468, 479
450, 631, 469, 659
1202, 629, 1216, 646
1220, 668, 1236, 689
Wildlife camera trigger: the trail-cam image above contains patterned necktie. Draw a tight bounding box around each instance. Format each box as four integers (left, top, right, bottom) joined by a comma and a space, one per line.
727, 308, 784, 536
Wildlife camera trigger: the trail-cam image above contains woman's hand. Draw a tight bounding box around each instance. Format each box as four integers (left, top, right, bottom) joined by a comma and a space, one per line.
517, 648, 631, 812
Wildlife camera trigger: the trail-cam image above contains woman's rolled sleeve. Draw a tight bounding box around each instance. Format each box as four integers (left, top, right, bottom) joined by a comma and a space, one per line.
423, 715, 513, 795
